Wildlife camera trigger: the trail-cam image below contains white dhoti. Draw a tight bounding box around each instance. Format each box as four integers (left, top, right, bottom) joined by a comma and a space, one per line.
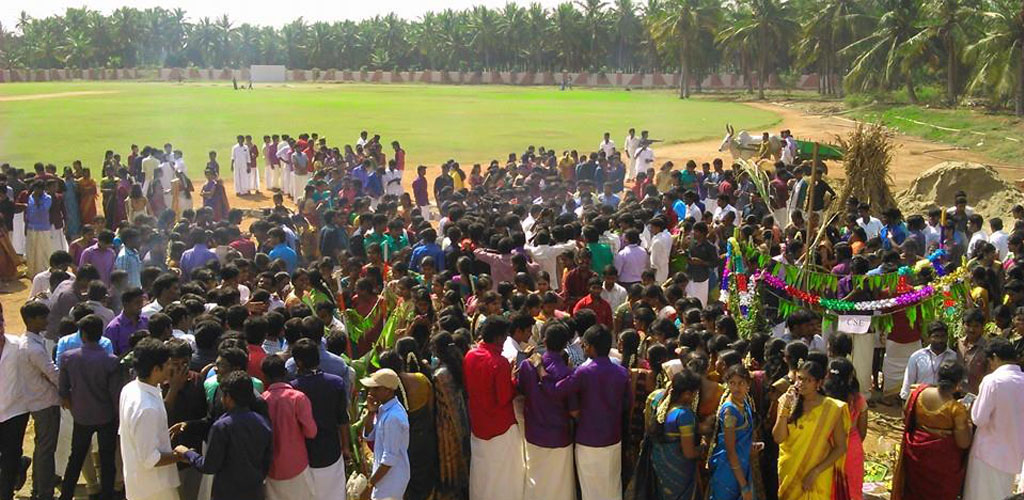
964, 456, 1015, 500
232, 157, 251, 195
133, 489, 181, 500
418, 205, 431, 222
266, 467, 316, 500
575, 442, 622, 500
50, 227, 68, 251
851, 332, 876, 399
525, 442, 574, 500
266, 165, 282, 191
309, 457, 346, 500
883, 340, 921, 396
26, 229, 52, 277
685, 279, 709, 308
249, 166, 261, 193
282, 168, 294, 197
12, 213, 25, 255
292, 173, 309, 199
625, 159, 635, 182
470, 425, 526, 500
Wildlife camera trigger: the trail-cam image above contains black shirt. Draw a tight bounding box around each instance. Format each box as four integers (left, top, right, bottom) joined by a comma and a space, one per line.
290, 370, 349, 468
688, 240, 720, 282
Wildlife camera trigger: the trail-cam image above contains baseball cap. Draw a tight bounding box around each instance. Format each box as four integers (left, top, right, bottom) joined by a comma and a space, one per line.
360, 369, 400, 390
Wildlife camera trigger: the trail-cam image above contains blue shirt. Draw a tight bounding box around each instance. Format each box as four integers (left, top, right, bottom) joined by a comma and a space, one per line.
268, 243, 298, 273
114, 247, 142, 287
184, 408, 273, 500
55, 332, 114, 368
881, 223, 908, 250
363, 397, 410, 499
25, 193, 52, 231
285, 345, 351, 393
409, 242, 444, 272
599, 193, 620, 208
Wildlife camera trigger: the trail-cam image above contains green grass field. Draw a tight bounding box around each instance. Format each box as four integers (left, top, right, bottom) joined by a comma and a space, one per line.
0, 82, 779, 175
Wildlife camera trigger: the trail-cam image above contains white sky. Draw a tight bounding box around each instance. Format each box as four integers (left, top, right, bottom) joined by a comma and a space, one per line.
2, 0, 568, 31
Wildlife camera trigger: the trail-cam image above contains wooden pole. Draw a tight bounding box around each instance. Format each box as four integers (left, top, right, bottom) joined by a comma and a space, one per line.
801, 142, 821, 268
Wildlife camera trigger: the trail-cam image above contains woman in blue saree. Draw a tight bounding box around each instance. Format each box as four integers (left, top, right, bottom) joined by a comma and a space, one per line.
647, 369, 702, 500
709, 365, 757, 500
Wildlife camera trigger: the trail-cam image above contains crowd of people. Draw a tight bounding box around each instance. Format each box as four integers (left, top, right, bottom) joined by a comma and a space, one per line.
1, 126, 1023, 500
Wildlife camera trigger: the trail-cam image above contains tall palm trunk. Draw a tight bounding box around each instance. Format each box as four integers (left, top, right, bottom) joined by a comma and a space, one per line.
946, 34, 956, 106
757, 49, 766, 100
906, 78, 919, 104
1018, 35, 1024, 116
679, 40, 689, 99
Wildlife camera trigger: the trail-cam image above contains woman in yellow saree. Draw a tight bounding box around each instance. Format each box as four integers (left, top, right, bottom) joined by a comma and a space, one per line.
773, 360, 850, 500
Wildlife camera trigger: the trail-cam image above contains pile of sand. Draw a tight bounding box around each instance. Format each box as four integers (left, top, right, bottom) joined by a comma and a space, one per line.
895, 161, 1024, 220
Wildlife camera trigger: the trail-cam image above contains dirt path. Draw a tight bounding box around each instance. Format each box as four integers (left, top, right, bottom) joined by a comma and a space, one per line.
0, 90, 118, 102
654, 101, 1013, 188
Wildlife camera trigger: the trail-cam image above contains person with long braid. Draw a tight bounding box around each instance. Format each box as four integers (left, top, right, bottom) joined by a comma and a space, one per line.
773, 360, 850, 500
429, 332, 470, 500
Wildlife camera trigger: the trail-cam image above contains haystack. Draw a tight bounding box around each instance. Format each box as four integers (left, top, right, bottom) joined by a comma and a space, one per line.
831, 123, 898, 215
895, 162, 1024, 221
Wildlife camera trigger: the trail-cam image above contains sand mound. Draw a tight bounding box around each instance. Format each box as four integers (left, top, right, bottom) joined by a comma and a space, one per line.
895, 161, 1024, 220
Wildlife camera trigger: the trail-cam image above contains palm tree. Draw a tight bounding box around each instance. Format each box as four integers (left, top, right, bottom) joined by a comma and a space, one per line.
717, 0, 797, 99
651, 0, 719, 97
468, 6, 501, 69
307, 22, 335, 68
843, 0, 924, 103
576, 0, 609, 69
612, 0, 641, 71
965, 0, 1024, 115
498, 3, 527, 70
908, 0, 978, 105
550, 2, 584, 70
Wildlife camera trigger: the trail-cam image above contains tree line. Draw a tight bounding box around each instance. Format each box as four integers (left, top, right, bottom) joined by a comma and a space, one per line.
1, 0, 1023, 113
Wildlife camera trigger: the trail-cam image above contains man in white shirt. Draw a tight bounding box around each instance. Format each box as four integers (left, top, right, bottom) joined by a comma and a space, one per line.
600, 267, 628, 312
857, 203, 884, 240
141, 274, 180, 319
19, 301, 62, 500
989, 217, 1009, 260
276, 137, 293, 197
356, 131, 369, 148
623, 128, 640, 181
967, 214, 989, 257
899, 321, 960, 400
635, 141, 656, 178
711, 195, 739, 225
525, 233, 576, 290
647, 217, 672, 284
773, 309, 827, 351
29, 251, 75, 299
0, 331, 30, 500
140, 147, 160, 195
231, 135, 252, 196
924, 208, 942, 251
384, 160, 403, 197
781, 131, 797, 166
119, 337, 184, 500
502, 312, 536, 368
964, 338, 1024, 500
599, 132, 616, 158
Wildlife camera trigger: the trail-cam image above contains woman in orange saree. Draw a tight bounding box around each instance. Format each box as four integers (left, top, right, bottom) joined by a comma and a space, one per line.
773, 359, 850, 500
890, 361, 972, 500
77, 168, 99, 225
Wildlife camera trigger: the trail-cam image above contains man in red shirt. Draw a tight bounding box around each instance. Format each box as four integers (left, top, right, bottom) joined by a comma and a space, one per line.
770, 163, 790, 225
573, 277, 614, 329
462, 316, 525, 500
391, 141, 405, 171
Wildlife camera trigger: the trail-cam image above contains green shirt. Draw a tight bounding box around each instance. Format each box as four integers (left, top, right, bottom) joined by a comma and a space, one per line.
588, 242, 614, 274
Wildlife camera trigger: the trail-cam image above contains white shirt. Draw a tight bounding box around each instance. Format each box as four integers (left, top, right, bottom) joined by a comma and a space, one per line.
384, 169, 403, 196
599, 139, 616, 158
924, 223, 942, 251
119, 379, 181, 499
899, 347, 960, 400
601, 283, 628, 312
172, 329, 196, 350
356, 136, 368, 148
0, 334, 27, 422
858, 217, 884, 239
140, 300, 165, 319
276, 141, 293, 164
18, 332, 60, 412
712, 204, 739, 224
30, 269, 74, 300
970, 364, 1024, 474
648, 229, 673, 283
991, 230, 1010, 260
600, 231, 621, 254
141, 155, 160, 194
968, 231, 989, 256
502, 336, 530, 366
781, 137, 797, 165
525, 242, 576, 289
636, 147, 655, 174
624, 134, 640, 159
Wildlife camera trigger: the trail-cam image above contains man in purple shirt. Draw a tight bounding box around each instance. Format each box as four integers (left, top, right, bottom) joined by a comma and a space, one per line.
78, 230, 117, 285
517, 322, 576, 499
543, 324, 631, 500
179, 229, 218, 279
25, 181, 55, 277
103, 287, 148, 356
412, 165, 430, 220
58, 314, 123, 500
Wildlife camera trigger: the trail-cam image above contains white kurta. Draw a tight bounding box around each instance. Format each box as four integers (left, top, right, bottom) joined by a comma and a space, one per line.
231, 143, 251, 194
636, 147, 655, 177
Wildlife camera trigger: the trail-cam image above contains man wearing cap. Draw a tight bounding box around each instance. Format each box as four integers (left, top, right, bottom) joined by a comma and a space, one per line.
360, 368, 410, 500
463, 316, 526, 500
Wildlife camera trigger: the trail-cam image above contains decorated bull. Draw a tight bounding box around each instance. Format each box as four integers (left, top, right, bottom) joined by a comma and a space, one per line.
718, 124, 782, 161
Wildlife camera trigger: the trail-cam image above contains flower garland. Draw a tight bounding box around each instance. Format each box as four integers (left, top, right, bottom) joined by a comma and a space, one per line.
757, 264, 966, 313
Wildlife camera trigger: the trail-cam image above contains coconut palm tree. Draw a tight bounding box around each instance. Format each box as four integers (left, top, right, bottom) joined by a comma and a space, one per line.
651, 0, 720, 97
576, 0, 609, 69
843, 0, 924, 103
717, 0, 798, 99
965, 0, 1024, 115
550, 2, 584, 70
468, 6, 501, 69
612, 0, 641, 71
907, 0, 978, 105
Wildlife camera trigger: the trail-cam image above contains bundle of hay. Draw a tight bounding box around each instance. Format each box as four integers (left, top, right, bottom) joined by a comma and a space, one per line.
831, 123, 899, 215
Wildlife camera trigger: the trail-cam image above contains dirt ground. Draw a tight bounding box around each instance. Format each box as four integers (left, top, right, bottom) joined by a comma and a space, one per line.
7, 100, 996, 497
0, 90, 119, 102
